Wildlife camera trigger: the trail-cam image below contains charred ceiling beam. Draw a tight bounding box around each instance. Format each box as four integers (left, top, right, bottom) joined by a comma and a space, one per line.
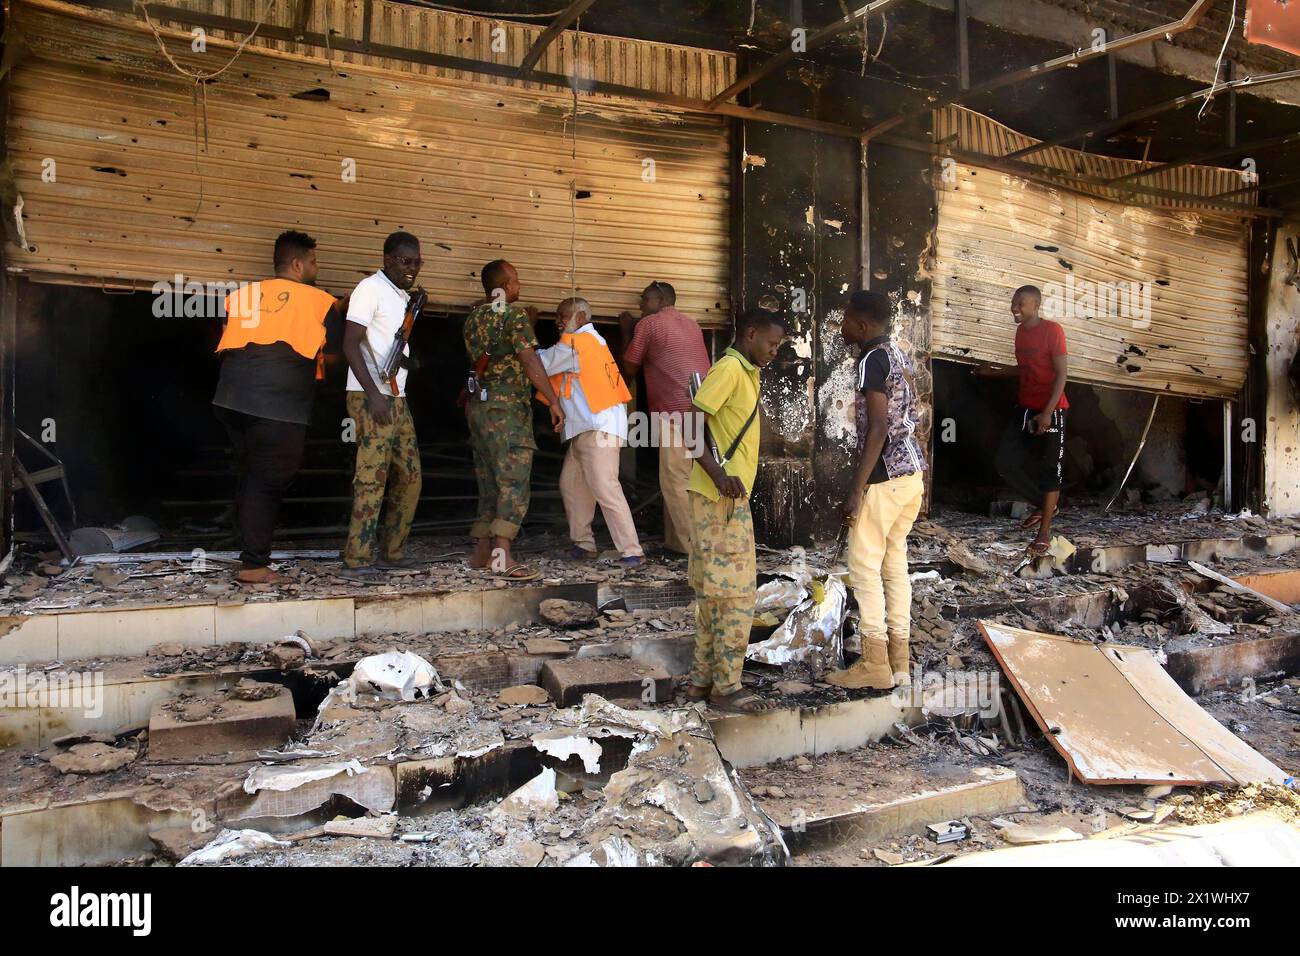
515, 0, 599, 76
1209, 174, 1300, 201
1006, 67, 1300, 161
861, 0, 1217, 141
955, 0, 970, 91
1103, 130, 1300, 185
704, 0, 908, 109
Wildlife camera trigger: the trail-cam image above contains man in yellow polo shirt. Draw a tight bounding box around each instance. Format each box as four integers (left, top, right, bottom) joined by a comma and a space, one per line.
685, 309, 786, 713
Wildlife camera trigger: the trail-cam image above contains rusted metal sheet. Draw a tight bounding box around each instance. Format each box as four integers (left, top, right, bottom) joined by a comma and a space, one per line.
980, 622, 1287, 786
931, 110, 1248, 399
1247, 0, 1300, 57
3, 0, 732, 323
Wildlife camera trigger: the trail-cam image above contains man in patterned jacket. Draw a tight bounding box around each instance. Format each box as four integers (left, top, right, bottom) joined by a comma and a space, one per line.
827, 290, 928, 691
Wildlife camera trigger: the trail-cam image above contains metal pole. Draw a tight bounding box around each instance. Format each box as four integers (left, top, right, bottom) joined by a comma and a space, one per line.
1104, 394, 1160, 512
1223, 400, 1233, 512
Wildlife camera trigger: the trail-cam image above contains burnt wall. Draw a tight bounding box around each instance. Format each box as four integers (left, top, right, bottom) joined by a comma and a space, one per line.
739, 70, 861, 547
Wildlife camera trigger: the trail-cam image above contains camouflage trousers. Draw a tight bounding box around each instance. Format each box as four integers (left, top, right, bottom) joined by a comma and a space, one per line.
344, 392, 422, 567
467, 397, 537, 540
687, 490, 756, 696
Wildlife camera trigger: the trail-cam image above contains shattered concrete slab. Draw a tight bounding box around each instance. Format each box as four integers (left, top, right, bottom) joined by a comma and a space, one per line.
148, 682, 295, 759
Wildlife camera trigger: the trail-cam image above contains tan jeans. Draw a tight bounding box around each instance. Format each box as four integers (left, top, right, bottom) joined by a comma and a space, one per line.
559, 430, 643, 558
847, 470, 924, 672
658, 415, 696, 554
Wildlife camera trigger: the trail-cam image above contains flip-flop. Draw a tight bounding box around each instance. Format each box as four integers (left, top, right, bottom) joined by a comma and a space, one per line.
1025, 539, 1051, 558
684, 683, 711, 701
1020, 510, 1043, 530
709, 690, 778, 714
493, 563, 541, 582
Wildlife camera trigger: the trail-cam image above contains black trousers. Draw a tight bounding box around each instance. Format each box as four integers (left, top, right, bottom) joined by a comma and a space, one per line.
215, 407, 307, 568
995, 407, 1066, 504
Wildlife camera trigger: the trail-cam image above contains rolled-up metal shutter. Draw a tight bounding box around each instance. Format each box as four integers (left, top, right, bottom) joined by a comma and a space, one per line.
5, 0, 734, 323
932, 109, 1249, 399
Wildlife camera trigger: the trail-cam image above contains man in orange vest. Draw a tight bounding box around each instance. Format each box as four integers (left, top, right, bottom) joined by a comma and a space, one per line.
213, 230, 339, 585
538, 297, 644, 567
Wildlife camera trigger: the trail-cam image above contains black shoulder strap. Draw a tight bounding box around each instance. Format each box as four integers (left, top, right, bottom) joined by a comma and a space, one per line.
721, 374, 760, 464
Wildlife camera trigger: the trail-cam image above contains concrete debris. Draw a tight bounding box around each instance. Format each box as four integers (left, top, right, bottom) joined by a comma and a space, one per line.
498, 684, 551, 706
50, 731, 117, 747
492, 767, 560, 817
49, 740, 137, 775
180, 829, 291, 866
322, 815, 398, 839
531, 731, 605, 773
525, 638, 571, 655
148, 825, 213, 863
746, 575, 847, 675
946, 542, 996, 576
539, 598, 598, 628
150, 684, 295, 759
565, 835, 644, 867
592, 703, 789, 867
773, 680, 813, 696
996, 823, 1085, 845
539, 657, 670, 707
244, 759, 370, 794
226, 679, 281, 702
233, 759, 395, 819
442, 692, 473, 714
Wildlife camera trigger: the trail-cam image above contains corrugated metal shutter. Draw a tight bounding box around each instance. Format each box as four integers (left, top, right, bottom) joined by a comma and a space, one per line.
932, 110, 1249, 399
5, 0, 733, 323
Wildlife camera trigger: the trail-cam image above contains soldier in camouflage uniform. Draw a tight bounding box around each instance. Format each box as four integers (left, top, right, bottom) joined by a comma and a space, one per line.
685, 309, 786, 713
340, 232, 425, 577
463, 260, 564, 579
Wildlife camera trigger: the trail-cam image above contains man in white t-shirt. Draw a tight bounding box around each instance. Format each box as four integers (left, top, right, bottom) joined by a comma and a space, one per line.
340, 231, 424, 577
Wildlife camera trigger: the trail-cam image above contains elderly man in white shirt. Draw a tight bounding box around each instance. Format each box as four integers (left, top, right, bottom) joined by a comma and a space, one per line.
538, 297, 644, 567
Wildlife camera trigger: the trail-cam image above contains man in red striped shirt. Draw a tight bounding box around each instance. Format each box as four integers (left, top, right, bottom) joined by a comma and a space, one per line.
620, 282, 712, 554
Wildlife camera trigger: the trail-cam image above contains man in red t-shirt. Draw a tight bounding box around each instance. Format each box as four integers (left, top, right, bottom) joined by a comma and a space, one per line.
620, 281, 712, 553
973, 285, 1069, 555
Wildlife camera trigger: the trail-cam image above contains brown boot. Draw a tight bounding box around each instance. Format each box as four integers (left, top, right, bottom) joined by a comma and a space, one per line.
827, 639, 894, 690
887, 634, 911, 686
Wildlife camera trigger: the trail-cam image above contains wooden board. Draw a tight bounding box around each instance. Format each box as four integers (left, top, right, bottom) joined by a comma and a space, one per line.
980, 621, 1287, 786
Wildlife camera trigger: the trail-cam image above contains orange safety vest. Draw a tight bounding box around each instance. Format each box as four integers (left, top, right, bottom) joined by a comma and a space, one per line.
538, 330, 632, 414
216, 278, 338, 379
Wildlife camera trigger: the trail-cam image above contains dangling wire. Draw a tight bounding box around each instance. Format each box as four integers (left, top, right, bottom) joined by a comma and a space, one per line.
1198, 0, 1238, 121
136, 0, 278, 224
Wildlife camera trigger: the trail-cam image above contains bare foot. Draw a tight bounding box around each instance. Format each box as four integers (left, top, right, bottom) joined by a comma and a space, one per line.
467, 537, 492, 569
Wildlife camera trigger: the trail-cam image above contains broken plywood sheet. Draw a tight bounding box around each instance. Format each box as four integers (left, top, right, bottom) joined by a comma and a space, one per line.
979, 621, 1287, 786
